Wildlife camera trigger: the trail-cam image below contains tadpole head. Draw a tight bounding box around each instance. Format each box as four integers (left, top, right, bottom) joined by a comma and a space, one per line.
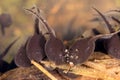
68, 37, 95, 65
26, 17, 46, 62
14, 38, 32, 67
45, 35, 66, 65
105, 34, 120, 59
26, 34, 46, 62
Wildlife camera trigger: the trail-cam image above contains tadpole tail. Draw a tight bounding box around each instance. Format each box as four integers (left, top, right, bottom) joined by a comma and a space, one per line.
25, 8, 54, 36
1, 26, 5, 35
112, 16, 120, 25
0, 37, 19, 59
93, 7, 115, 33
34, 18, 40, 35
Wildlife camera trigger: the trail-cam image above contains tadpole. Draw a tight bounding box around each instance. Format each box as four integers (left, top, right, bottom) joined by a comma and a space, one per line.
93, 8, 120, 59
26, 18, 46, 62
14, 37, 32, 67
39, 13, 66, 65
106, 34, 120, 58
68, 37, 95, 64
0, 13, 12, 35
44, 22, 66, 65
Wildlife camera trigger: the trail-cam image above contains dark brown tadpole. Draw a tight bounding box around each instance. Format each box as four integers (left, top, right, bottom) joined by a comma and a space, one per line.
68, 37, 95, 65
106, 34, 120, 58
0, 13, 12, 35
14, 37, 32, 67
39, 14, 66, 65
42, 19, 66, 65
26, 18, 46, 62
45, 35, 66, 65
93, 8, 120, 59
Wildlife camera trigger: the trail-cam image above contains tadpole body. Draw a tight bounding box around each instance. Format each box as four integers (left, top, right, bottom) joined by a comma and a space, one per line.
45, 35, 66, 65
14, 38, 32, 67
0, 13, 12, 35
69, 37, 95, 64
105, 34, 120, 58
26, 18, 46, 62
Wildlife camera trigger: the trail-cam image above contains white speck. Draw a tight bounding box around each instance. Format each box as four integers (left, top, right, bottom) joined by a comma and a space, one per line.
64, 54, 69, 57
86, 47, 90, 50
65, 49, 68, 53
66, 57, 69, 60
75, 49, 79, 52
59, 54, 62, 57
75, 56, 79, 59
69, 62, 74, 67
43, 20, 46, 22
70, 55, 74, 59
66, 60, 69, 63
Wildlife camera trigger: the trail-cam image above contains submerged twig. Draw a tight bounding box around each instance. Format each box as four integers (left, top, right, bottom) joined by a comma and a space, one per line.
40, 59, 120, 80
31, 60, 58, 80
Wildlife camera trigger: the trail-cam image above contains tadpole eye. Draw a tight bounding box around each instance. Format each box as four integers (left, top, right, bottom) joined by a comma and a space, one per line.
14, 38, 32, 67
26, 18, 46, 62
